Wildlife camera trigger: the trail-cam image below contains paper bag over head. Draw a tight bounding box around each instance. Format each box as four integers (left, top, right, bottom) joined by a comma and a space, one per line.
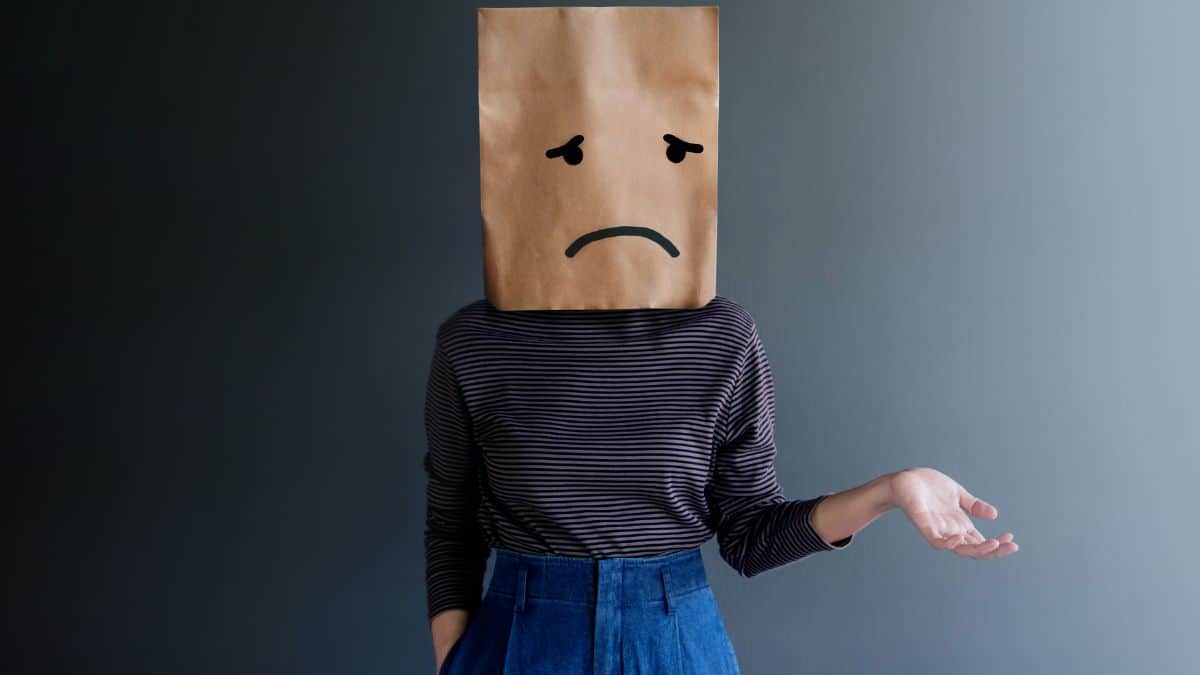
478, 6, 719, 310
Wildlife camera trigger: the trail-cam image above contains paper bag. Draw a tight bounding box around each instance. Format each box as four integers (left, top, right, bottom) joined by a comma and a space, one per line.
477, 6, 719, 310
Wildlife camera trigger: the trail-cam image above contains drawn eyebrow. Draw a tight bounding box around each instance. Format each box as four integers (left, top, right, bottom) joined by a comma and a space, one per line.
545, 134, 585, 160
663, 134, 703, 153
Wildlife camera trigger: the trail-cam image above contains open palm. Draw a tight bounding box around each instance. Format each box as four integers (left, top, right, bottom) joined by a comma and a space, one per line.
889, 467, 1019, 559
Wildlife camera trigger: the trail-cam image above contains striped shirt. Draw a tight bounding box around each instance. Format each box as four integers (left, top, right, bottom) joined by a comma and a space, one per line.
422, 295, 852, 622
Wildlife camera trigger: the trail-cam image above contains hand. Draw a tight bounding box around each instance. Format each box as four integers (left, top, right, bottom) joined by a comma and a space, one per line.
430, 608, 470, 674
887, 467, 1019, 560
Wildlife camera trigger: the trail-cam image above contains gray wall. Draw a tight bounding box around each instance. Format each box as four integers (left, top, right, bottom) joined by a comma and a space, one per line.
15, 1, 1197, 674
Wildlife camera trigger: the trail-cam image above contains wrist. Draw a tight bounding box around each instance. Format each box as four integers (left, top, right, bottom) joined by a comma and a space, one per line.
871, 472, 899, 514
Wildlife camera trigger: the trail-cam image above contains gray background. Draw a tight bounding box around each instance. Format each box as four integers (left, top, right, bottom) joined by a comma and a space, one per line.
14, 1, 1197, 674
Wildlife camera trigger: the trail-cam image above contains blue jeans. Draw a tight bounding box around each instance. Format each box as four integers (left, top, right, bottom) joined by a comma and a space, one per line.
438, 546, 742, 674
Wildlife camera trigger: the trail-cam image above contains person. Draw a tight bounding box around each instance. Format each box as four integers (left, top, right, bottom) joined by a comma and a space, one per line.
423, 296, 1018, 674
426, 8, 1017, 673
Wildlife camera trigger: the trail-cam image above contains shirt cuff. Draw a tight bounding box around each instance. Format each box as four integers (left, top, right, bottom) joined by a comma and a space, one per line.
428, 592, 483, 624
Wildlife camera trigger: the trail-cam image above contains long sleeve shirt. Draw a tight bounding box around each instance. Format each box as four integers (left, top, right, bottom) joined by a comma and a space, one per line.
422, 295, 853, 622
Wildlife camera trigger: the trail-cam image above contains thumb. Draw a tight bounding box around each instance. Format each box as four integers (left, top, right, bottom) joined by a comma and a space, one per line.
960, 490, 998, 519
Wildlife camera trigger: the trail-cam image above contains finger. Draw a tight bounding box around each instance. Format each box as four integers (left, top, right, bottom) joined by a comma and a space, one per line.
955, 538, 1000, 558
982, 532, 1014, 551
991, 542, 1019, 559
959, 490, 998, 519
980, 541, 1019, 559
932, 533, 964, 550
955, 533, 993, 550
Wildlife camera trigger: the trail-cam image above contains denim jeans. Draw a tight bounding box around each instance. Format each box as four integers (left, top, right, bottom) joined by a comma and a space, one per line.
438, 546, 742, 674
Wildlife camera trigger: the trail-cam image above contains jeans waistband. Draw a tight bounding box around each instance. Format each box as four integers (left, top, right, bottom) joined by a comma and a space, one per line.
488, 546, 710, 611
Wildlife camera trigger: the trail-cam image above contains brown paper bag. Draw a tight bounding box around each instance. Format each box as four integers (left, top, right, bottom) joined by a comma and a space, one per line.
478, 6, 719, 310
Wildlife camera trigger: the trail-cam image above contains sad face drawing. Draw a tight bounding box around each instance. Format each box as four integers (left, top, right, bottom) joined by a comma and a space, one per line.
553, 133, 704, 259
478, 7, 719, 310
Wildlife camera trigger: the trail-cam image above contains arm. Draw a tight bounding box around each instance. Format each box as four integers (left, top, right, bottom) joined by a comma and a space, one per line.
707, 323, 855, 578
423, 327, 490, 669
708, 323, 1019, 570
810, 468, 1020, 559
807, 473, 894, 545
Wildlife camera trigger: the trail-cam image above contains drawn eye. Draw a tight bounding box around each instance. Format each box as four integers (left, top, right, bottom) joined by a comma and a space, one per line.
663, 133, 703, 163
545, 134, 584, 165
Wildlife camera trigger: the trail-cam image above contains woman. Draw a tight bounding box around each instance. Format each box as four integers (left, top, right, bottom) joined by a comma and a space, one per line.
423, 295, 1018, 674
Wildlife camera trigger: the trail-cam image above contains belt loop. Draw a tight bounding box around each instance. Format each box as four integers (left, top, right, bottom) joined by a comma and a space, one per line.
661, 568, 674, 615
514, 565, 528, 613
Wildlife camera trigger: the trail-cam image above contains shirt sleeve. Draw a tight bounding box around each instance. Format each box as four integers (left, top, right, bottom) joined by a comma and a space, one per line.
423, 326, 491, 623
706, 322, 853, 578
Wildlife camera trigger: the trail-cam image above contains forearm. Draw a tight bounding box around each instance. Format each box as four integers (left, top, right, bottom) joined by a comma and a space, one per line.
809, 471, 897, 544
430, 608, 470, 671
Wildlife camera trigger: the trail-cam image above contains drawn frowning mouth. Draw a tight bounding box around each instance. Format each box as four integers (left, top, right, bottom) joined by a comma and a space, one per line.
564, 226, 680, 258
